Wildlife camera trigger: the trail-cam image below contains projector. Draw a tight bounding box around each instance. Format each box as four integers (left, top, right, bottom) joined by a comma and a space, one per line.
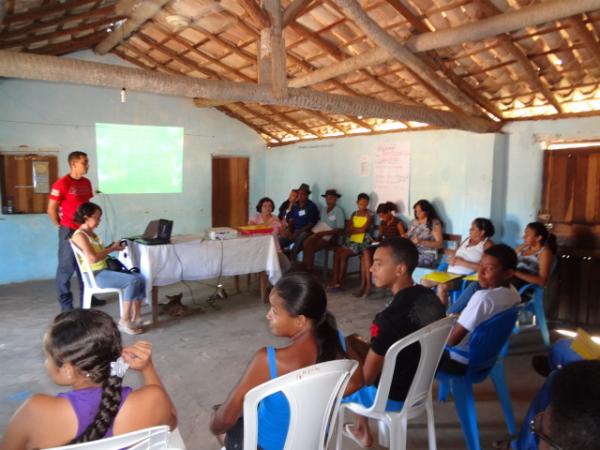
208, 227, 239, 240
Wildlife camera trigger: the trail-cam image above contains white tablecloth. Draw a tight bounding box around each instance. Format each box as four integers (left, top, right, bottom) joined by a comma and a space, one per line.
121, 234, 282, 300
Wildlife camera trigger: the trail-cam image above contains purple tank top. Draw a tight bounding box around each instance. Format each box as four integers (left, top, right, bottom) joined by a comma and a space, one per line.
57, 386, 132, 438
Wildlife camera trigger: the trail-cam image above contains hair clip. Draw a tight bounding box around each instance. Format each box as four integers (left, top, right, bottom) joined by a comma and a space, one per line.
110, 357, 129, 378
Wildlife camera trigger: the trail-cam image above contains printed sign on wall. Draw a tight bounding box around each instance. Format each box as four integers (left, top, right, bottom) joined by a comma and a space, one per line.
373, 142, 410, 214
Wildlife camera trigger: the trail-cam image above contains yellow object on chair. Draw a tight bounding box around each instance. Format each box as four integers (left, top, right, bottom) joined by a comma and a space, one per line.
420, 271, 465, 284
570, 328, 600, 360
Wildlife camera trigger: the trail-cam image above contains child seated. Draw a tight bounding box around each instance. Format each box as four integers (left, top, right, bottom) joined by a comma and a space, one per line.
0, 309, 176, 450
439, 244, 521, 374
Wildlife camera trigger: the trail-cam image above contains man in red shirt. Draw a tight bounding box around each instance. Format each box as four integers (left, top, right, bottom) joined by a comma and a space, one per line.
48, 151, 103, 311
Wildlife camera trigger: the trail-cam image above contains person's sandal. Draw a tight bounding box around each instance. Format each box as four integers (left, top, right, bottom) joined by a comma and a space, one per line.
118, 322, 143, 335
342, 423, 374, 449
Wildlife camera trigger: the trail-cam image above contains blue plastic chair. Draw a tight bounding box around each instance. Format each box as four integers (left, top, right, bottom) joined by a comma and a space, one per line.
436, 307, 519, 450
432, 260, 472, 307
513, 283, 550, 348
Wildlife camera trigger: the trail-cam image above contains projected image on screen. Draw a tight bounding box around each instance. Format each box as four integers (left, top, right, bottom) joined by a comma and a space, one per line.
96, 123, 183, 194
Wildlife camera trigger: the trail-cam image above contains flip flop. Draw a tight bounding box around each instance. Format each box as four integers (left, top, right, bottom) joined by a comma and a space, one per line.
118, 322, 143, 336
343, 423, 374, 449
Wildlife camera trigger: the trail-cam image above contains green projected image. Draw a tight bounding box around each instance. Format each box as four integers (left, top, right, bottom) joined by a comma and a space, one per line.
96, 123, 184, 194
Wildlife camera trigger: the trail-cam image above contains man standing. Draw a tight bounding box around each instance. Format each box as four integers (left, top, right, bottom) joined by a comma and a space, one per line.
343, 238, 446, 447
47, 151, 103, 311
279, 183, 319, 260
301, 189, 345, 272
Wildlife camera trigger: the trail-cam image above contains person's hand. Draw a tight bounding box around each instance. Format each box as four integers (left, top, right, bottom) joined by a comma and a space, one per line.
122, 341, 154, 372
411, 236, 419, 245
448, 255, 457, 265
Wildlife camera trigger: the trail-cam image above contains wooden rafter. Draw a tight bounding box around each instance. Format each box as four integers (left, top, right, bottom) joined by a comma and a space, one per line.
95, 0, 171, 54
565, 15, 600, 71
287, 0, 600, 91
0, 50, 500, 133
282, 0, 314, 27
0, 15, 125, 50
30, 28, 107, 55
237, 0, 270, 29
217, 105, 281, 142
3, 0, 99, 24
0, 4, 117, 40
333, 0, 484, 116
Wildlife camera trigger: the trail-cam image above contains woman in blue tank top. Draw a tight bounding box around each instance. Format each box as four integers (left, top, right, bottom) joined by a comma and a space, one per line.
1, 309, 176, 450
210, 273, 363, 450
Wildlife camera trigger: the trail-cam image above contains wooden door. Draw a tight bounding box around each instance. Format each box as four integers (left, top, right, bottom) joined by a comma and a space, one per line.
540, 148, 600, 247
211, 156, 249, 227
0, 154, 58, 213
541, 147, 600, 328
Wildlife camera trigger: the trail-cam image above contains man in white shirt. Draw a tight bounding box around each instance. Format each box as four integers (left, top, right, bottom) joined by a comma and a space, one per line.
439, 244, 521, 373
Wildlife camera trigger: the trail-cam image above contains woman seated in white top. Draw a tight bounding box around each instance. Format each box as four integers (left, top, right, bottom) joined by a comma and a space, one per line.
422, 218, 495, 305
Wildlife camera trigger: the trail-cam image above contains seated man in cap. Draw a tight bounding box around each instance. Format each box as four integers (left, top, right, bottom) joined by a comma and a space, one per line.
301, 189, 346, 272
279, 183, 320, 260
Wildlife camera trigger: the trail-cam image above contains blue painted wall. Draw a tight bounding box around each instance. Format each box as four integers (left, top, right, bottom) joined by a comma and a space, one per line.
1, 49, 599, 284
0, 52, 266, 284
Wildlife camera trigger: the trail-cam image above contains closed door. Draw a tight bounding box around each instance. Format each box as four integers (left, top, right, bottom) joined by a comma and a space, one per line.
540, 148, 600, 246
211, 156, 249, 227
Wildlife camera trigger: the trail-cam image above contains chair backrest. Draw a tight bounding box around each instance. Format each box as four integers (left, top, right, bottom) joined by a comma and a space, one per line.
70, 241, 99, 290
465, 307, 519, 383
442, 233, 462, 254
242, 359, 358, 450
44, 425, 171, 449
370, 316, 455, 414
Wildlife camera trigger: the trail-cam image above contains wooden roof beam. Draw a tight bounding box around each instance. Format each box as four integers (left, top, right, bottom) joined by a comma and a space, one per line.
283, 0, 314, 27
95, 0, 170, 54
237, 103, 306, 138
289, 0, 600, 89
31, 29, 107, 55
565, 15, 600, 71
384, 0, 502, 118
0, 5, 117, 40
0, 50, 500, 133
216, 105, 281, 142
260, 0, 288, 99
3, 0, 98, 24
333, 0, 484, 116
237, 0, 270, 29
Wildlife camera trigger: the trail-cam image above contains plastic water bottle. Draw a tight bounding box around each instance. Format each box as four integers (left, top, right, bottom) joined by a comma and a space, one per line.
6, 198, 13, 214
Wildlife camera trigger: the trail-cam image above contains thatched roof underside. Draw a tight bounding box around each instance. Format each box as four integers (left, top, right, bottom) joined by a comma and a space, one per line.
2, 0, 600, 145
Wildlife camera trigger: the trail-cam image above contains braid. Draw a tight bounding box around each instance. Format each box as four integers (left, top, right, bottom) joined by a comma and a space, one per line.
71, 376, 123, 443
45, 309, 123, 445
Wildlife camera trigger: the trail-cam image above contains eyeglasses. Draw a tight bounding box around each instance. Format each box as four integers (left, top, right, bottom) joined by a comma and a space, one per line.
529, 412, 564, 450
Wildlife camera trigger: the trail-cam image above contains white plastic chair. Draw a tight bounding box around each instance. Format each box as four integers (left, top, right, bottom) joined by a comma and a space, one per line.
241, 359, 358, 450
336, 316, 454, 450
70, 241, 124, 315
43, 425, 183, 449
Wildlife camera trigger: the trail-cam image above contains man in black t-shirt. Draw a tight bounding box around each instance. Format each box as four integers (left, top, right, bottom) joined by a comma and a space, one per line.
343, 238, 445, 448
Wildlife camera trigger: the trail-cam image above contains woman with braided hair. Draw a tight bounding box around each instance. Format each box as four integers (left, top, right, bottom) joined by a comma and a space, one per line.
0, 309, 177, 450
210, 272, 363, 450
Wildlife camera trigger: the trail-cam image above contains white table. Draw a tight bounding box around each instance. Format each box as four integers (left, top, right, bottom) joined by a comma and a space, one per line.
122, 234, 282, 323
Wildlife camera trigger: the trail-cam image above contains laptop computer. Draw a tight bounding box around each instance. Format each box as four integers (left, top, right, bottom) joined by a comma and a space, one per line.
130, 219, 173, 245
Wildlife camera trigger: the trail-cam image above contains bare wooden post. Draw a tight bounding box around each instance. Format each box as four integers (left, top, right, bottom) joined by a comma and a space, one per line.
261, 0, 287, 99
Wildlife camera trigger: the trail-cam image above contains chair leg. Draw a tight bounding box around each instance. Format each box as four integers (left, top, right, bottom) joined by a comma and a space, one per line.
83, 291, 92, 309
490, 361, 517, 437
388, 416, 407, 450
425, 394, 438, 450
438, 378, 450, 402
450, 378, 480, 450
533, 292, 550, 348
335, 406, 346, 450
378, 420, 390, 448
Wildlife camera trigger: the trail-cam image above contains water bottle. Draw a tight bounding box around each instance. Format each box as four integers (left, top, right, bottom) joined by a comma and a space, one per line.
6, 198, 13, 214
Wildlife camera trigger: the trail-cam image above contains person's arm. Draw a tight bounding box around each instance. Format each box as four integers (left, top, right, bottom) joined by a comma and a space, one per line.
47, 199, 61, 227
514, 247, 553, 286
118, 342, 177, 431
209, 348, 270, 435
413, 221, 443, 249
0, 395, 37, 450
446, 324, 469, 347
362, 349, 385, 386
396, 221, 406, 236
71, 232, 123, 264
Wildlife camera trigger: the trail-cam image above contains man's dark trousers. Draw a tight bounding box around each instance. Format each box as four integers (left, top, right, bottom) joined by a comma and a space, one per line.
56, 226, 84, 311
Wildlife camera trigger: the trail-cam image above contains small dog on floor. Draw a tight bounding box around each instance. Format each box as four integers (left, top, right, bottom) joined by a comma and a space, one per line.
158, 293, 190, 317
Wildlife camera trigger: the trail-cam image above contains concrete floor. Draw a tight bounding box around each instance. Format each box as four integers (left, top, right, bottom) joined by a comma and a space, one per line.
0, 275, 548, 449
